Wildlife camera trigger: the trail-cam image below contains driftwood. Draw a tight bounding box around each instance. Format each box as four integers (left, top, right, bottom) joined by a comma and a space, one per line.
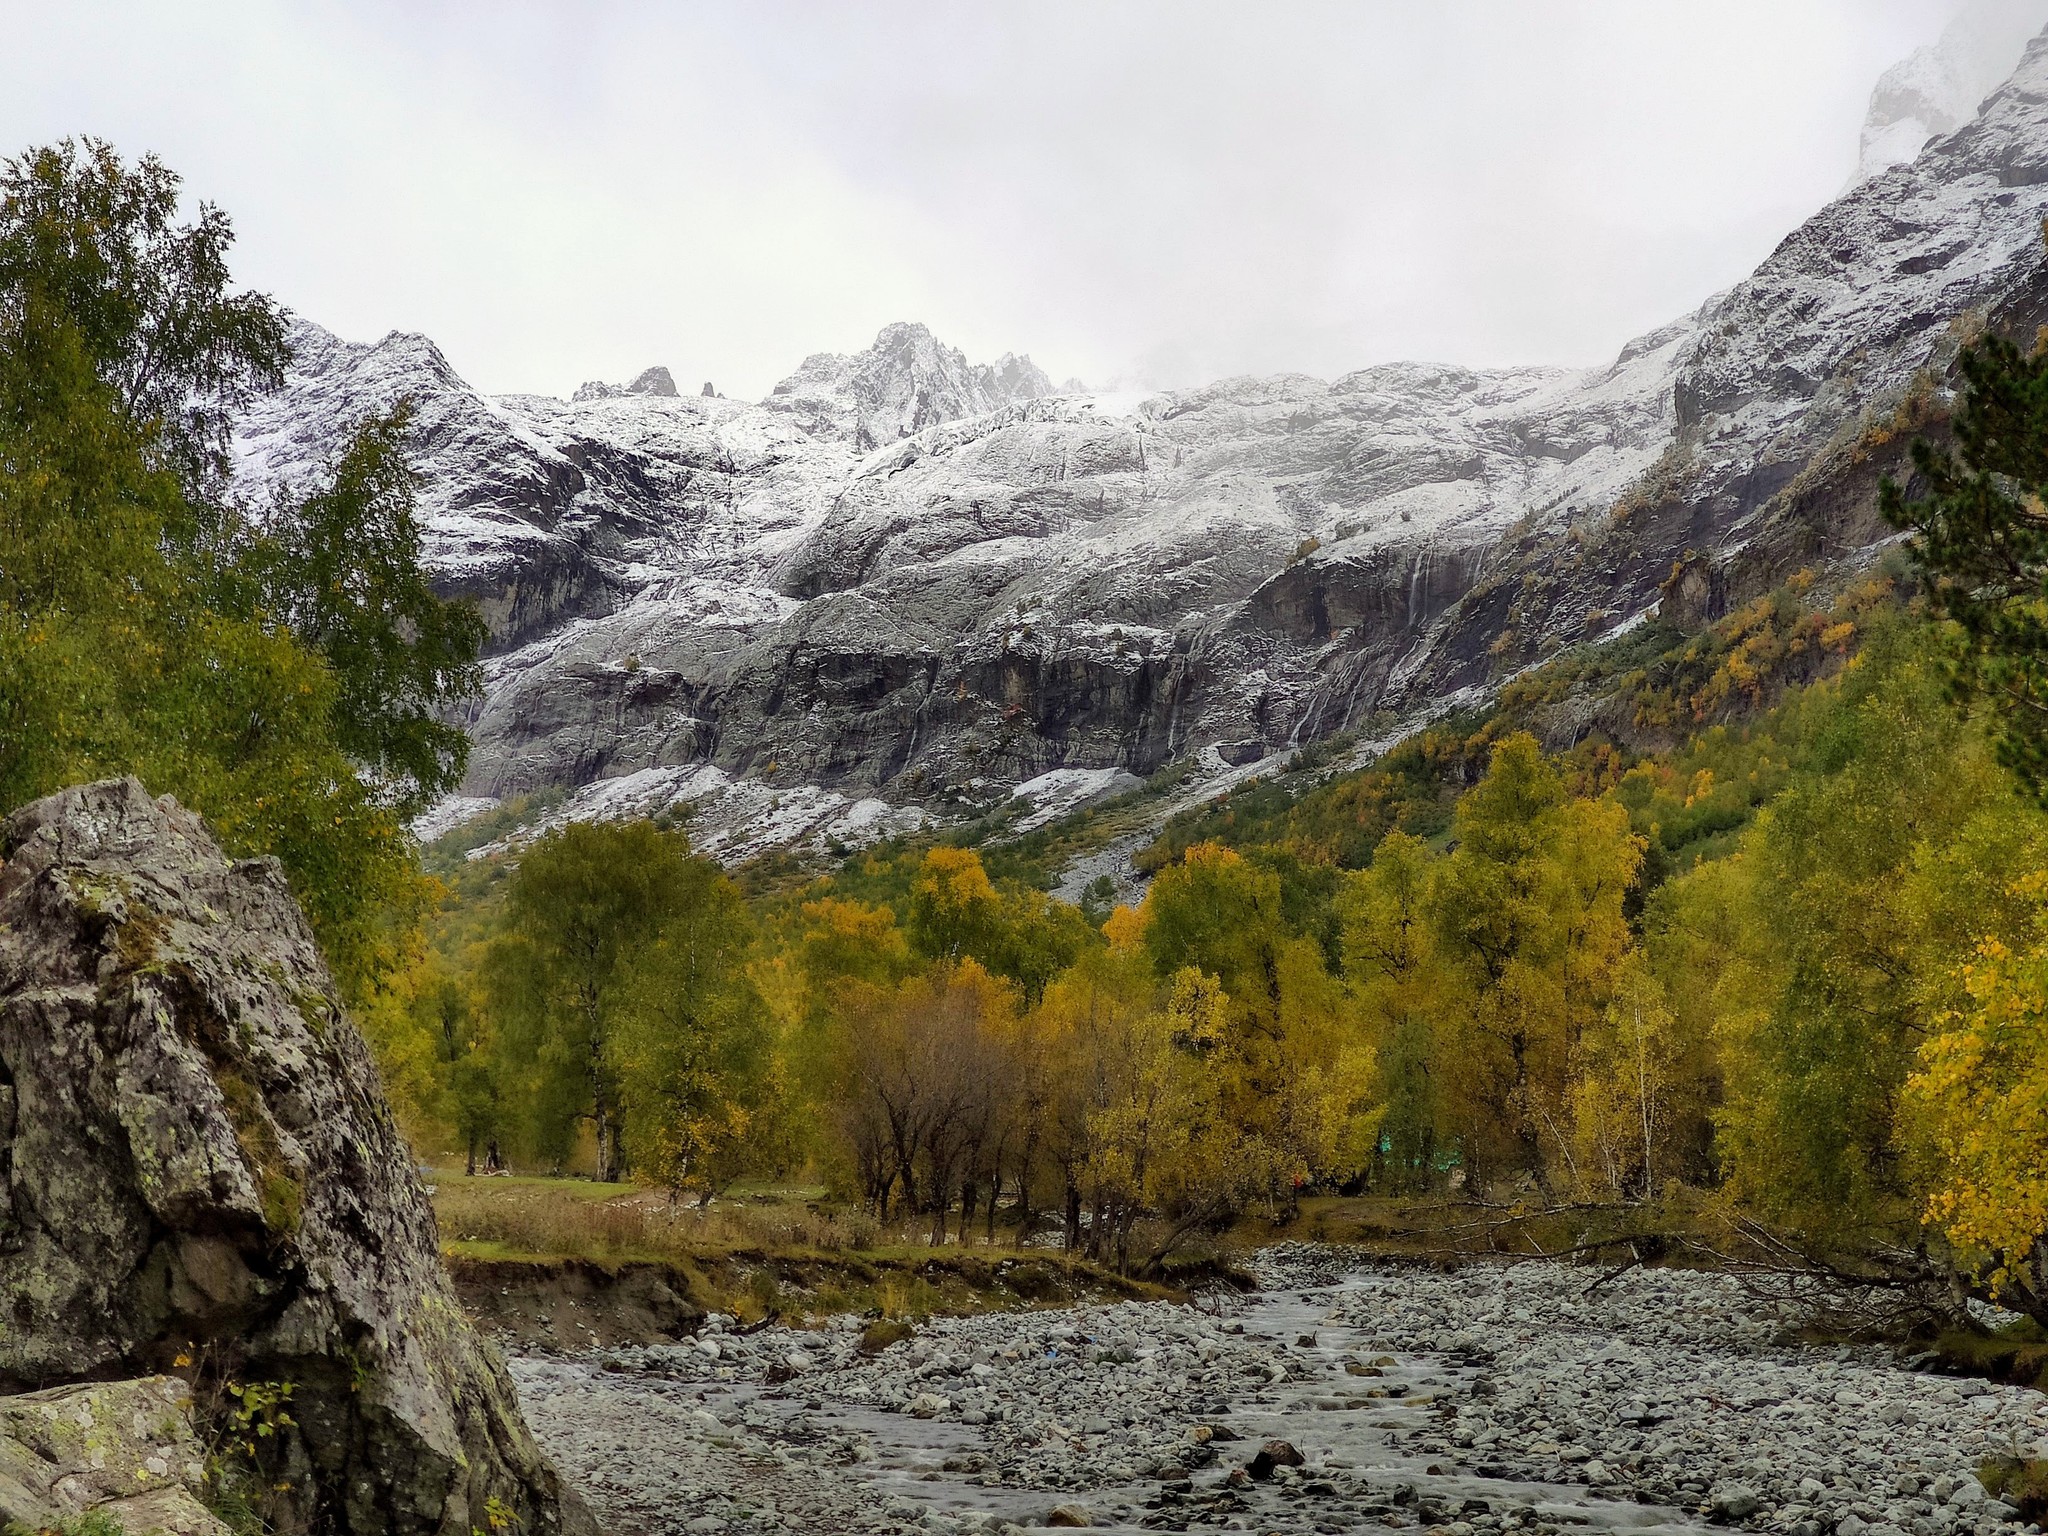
1693, 1216, 1975, 1339
1386, 1196, 1984, 1339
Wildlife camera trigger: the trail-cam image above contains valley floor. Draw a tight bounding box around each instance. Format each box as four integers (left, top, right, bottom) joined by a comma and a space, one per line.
508, 1245, 2048, 1536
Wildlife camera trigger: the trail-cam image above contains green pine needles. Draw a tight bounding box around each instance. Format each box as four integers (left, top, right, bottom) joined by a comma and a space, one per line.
1884, 327, 2048, 802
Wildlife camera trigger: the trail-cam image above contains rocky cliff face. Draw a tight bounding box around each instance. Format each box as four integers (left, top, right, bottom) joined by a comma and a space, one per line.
0, 779, 589, 1536
1385, 21, 2048, 709
236, 27, 2048, 863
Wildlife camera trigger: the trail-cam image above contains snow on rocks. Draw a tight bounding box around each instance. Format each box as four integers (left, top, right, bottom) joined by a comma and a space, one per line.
1006, 767, 1145, 833
505, 1248, 2046, 1536
447, 761, 928, 867
238, 34, 2048, 873
1853, 1, 2048, 184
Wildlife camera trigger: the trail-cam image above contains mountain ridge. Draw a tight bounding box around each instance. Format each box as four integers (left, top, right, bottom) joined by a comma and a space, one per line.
234, 24, 2048, 871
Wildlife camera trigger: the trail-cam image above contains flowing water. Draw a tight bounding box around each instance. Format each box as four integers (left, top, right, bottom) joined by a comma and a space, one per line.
650, 1272, 1711, 1534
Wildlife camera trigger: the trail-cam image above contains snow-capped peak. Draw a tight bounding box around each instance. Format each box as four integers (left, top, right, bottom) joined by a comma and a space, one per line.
762, 320, 1058, 450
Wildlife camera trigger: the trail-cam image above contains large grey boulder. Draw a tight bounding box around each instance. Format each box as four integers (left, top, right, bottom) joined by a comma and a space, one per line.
0, 778, 592, 1536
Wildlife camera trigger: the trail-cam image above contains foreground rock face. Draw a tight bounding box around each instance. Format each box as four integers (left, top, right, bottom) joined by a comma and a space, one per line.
0, 778, 589, 1536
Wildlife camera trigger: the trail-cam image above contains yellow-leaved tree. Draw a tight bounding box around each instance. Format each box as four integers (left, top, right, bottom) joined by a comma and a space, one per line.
1568, 955, 1684, 1200
1426, 735, 1642, 1190
1137, 843, 1381, 1222
1337, 831, 1452, 1189
1904, 875, 2048, 1322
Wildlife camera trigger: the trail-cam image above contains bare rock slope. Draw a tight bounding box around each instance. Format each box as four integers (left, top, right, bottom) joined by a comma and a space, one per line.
0, 778, 589, 1536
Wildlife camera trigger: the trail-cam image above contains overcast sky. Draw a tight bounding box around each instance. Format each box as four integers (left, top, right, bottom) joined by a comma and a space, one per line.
0, 1, 2002, 398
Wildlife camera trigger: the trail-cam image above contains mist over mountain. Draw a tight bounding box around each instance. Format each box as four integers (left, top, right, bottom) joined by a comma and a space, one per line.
1856, 0, 2048, 180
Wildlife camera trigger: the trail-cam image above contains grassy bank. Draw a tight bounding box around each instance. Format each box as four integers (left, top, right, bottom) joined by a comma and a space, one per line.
426, 1172, 1714, 1331
427, 1172, 1197, 1332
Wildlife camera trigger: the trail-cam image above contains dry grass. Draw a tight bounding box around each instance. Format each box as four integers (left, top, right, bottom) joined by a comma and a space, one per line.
431, 1175, 1721, 1283
428, 1172, 1186, 1323
428, 1172, 889, 1264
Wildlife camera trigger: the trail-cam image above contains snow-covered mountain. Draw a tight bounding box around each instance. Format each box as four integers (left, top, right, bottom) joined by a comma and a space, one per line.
764, 320, 1058, 450
1856, 0, 2048, 182
237, 24, 2048, 866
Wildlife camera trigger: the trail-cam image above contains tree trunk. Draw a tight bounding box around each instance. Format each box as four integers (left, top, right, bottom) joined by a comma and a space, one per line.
594, 1103, 626, 1185
588, 1008, 618, 1181
1012, 1140, 1037, 1246
1063, 1184, 1081, 1252
1509, 1030, 1540, 1177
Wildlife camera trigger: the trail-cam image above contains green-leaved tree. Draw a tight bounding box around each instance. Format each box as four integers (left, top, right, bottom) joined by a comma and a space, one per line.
0, 138, 483, 997
483, 820, 769, 1185
1884, 329, 2048, 799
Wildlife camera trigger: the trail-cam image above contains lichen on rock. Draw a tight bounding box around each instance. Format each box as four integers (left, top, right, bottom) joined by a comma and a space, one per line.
0, 778, 593, 1536
0, 1376, 222, 1536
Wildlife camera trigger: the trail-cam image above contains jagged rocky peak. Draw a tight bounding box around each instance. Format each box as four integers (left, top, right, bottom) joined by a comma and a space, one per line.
764, 319, 1059, 449
1856, 0, 2048, 181
629, 364, 679, 396
571, 362, 681, 401
287, 319, 468, 395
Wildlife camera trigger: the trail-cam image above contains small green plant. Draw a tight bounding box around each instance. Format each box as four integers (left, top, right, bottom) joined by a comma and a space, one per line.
1978, 1458, 2048, 1521
876, 1271, 941, 1321
5, 1510, 128, 1536
744, 1268, 782, 1320
339, 1342, 374, 1394
199, 1466, 270, 1536
181, 1373, 303, 1536
858, 1318, 916, 1355
223, 1379, 296, 1460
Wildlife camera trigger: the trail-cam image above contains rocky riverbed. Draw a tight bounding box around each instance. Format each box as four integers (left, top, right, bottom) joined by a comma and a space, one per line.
509, 1246, 2048, 1535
